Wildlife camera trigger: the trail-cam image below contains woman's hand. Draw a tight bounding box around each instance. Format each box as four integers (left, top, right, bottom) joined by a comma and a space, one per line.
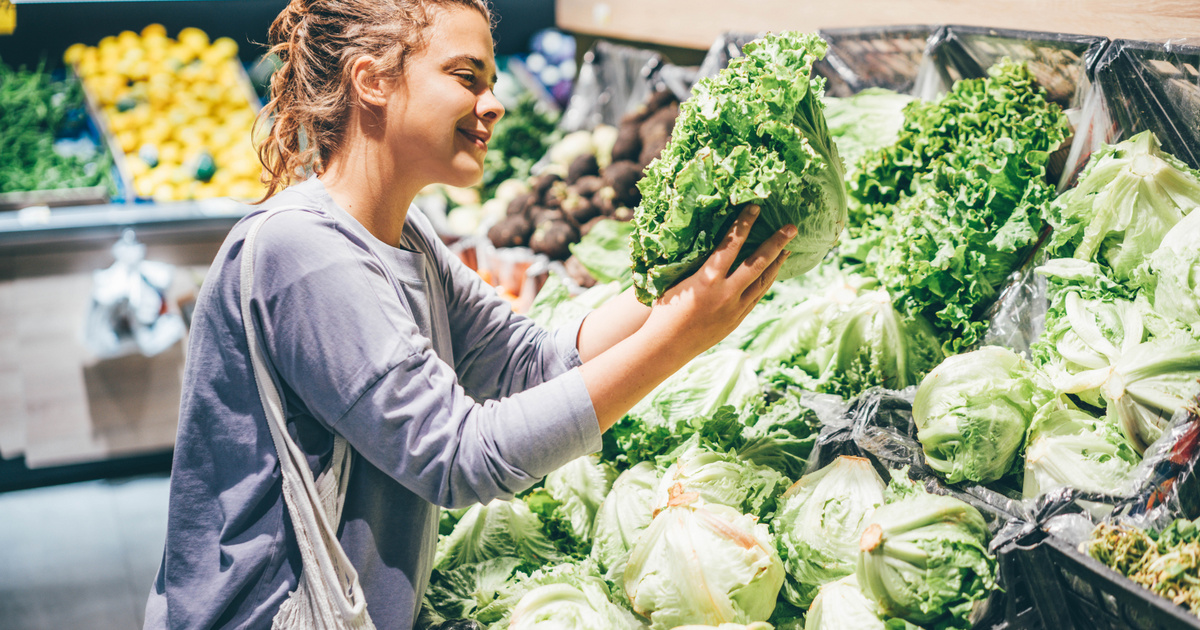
579, 204, 795, 431
643, 204, 796, 357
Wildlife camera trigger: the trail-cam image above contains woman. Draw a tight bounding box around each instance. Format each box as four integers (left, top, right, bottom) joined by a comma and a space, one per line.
144, 0, 795, 627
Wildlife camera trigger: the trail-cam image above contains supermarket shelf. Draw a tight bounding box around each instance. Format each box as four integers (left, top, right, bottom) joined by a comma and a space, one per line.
0, 451, 173, 493
0, 199, 249, 250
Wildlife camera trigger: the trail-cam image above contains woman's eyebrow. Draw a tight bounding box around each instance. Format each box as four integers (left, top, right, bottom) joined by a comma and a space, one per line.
443, 54, 498, 86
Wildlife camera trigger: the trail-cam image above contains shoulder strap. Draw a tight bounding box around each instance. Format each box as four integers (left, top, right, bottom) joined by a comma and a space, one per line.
240, 207, 370, 624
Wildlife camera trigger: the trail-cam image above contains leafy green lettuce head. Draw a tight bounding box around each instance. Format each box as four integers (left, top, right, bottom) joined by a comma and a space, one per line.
625, 500, 785, 629
630, 349, 762, 428
913, 346, 1048, 484
773, 456, 886, 608
1147, 208, 1200, 328
1057, 338, 1200, 454
1023, 406, 1141, 501
822, 88, 914, 170
543, 455, 618, 544
630, 31, 847, 304
434, 498, 566, 572
1046, 130, 1200, 281
804, 574, 920, 630
590, 462, 660, 586
856, 491, 996, 626
810, 288, 944, 397
509, 578, 645, 630
652, 446, 789, 518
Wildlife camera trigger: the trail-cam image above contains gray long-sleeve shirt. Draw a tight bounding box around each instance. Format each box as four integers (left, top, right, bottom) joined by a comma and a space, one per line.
144, 178, 602, 629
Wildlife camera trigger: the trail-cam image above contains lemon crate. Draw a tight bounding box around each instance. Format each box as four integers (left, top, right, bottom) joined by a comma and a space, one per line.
67, 24, 266, 204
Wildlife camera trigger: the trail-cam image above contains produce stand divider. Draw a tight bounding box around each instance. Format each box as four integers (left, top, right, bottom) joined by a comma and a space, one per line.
815, 25, 936, 97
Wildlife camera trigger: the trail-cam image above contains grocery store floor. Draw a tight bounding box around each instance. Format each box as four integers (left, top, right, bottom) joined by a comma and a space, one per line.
0, 474, 169, 630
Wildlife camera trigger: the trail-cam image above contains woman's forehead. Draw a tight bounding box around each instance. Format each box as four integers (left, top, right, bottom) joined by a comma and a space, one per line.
424, 6, 496, 67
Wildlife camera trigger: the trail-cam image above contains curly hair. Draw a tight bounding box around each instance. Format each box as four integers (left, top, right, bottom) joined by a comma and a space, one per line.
254, 0, 491, 201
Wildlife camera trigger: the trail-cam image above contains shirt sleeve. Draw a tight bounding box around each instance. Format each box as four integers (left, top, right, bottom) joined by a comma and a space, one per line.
249, 211, 602, 509
412, 211, 588, 401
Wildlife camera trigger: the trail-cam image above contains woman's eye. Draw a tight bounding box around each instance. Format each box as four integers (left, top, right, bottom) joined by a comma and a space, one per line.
456, 72, 477, 85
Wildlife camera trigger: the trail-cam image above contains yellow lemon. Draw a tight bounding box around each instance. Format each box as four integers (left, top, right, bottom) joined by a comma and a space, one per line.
63, 43, 87, 66
141, 23, 167, 39
178, 27, 210, 51
153, 183, 176, 202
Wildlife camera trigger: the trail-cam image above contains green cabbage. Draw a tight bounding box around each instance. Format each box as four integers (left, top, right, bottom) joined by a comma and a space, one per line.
1022, 406, 1141, 501
804, 575, 921, 630
630, 31, 847, 304
676, 623, 775, 630
1146, 208, 1200, 330
590, 462, 660, 586
773, 456, 886, 608
543, 455, 617, 545
434, 498, 566, 572
629, 349, 761, 428
509, 579, 644, 630
856, 488, 997, 626
653, 446, 789, 518
526, 275, 624, 332
1046, 130, 1200, 282
913, 346, 1049, 484
423, 556, 524, 624
625, 501, 785, 629
809, 288, 944, 397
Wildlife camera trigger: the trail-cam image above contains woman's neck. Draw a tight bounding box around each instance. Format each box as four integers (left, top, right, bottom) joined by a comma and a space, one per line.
318, 122, 423, 247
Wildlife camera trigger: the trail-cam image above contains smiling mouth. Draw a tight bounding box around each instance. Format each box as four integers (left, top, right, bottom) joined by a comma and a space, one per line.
458, 129, 489, 151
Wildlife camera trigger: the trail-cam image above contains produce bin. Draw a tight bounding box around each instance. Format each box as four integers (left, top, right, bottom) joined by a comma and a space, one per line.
1092, 38, 1200, 171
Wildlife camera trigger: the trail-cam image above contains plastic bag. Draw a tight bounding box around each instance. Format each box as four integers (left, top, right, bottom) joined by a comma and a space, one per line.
558, 40, 664, 132
81, 229, 184, 359
1091, 38, 1200, 171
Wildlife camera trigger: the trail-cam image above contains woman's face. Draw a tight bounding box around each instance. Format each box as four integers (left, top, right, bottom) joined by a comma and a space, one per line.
383, 6, 504, 189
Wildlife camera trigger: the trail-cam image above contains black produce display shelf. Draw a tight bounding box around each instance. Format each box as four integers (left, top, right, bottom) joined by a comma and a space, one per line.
0, 199, 249, 249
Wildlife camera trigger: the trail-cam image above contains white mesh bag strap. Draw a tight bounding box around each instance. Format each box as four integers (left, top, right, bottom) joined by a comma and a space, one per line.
240, 208, 375, 630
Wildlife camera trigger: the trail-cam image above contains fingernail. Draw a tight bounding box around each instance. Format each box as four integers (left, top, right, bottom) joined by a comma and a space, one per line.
785, 225, 798, 238
748, 205, 760, 216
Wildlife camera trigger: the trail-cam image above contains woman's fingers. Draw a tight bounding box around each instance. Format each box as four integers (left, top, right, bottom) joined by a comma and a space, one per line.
742, 248, 790, 305
730, 223, 797, 289
703, 204, 761, 278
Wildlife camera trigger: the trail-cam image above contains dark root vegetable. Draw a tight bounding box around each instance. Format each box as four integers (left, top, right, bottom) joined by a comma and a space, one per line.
542, 180, 569, 209
580, 215, 607, 237
612, 120, 642, 163
613, 205, 635, 222
529, 219, 580, 260
506, 191, 536, 217
593, 187, 617, 216
638, 102, 679, 168
487, 214, 534, 248
532, 172, 562, 201
562, 193, 600, 226
603, 160, 643, 207
566, 153, 600, 184
530, 206, 567, 227
571, 175, 605, 198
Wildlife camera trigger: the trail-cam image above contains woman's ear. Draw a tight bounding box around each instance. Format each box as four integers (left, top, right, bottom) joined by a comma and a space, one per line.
350, 56, 388, 107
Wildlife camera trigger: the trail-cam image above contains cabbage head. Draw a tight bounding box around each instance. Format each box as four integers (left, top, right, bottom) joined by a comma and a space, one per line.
630, 349, 761, 428
630, 31, 847, 304
913, 346, 1049, 484
591, 462, 660, 586
544, 455, 618, 543
810, 288, 944, 398
1146, 207, 1200, 330
804, 574, 921, 630
509, 579, 645, 630
1046, 130, 1200, 281
773, 456, 885, 608
625, 500, 785, 629
675, 624, 774, 630
1057, 337, 1200, 453
652, 447, 789, 518
856, 491, 996, 626
434, 498, 565, 572
1023, 406, 1141, 501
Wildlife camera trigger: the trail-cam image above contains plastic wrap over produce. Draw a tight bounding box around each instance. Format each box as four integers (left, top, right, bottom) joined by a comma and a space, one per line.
981, 250, 1051, 358
915, 25, 1108, 189
558, 40, 665, 132
1092, 38, 1200, 171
